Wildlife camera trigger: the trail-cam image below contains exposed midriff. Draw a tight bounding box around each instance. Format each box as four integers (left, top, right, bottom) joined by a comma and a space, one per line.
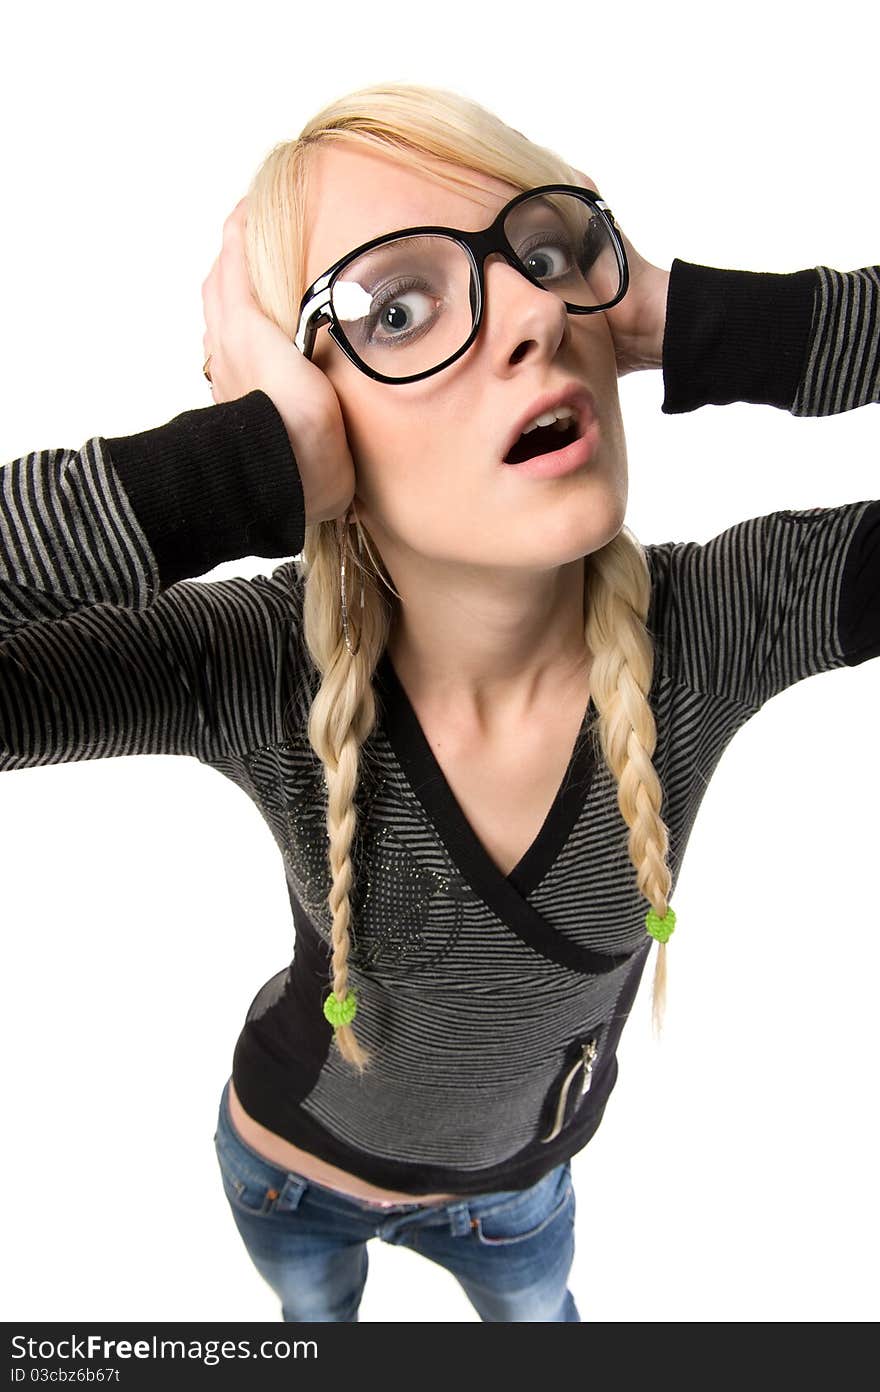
227, 1078, 459, 1206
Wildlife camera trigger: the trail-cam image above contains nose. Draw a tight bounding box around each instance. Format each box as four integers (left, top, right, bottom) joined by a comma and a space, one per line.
482, 247, 567, 317
480, 249, 568, 359
484, 246, 537, 291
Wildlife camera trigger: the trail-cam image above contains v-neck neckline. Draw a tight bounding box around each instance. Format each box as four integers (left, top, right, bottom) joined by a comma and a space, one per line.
373, 648, 636, 977
374, 646, 598, 899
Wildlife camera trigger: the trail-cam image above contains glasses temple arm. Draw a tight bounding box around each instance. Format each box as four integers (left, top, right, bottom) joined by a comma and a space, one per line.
295, 276, 333, 356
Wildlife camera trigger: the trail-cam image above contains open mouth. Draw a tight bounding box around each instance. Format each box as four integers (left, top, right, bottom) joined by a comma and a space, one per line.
503, 418, 580, 465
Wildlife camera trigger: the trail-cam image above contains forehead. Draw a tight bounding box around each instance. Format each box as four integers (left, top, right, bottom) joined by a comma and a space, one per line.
302, 141, 521, 288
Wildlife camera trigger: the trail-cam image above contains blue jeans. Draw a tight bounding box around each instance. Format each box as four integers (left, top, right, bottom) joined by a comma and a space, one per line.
213, 1078, 580, 1322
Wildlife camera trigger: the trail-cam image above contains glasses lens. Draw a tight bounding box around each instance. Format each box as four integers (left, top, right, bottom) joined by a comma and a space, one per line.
331, 234, 475, 381
329, 193, 621, 381
503, 191, 622, 310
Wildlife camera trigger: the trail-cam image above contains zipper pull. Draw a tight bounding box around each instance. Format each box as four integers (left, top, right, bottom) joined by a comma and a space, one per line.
580, 1038, 598, 1095
540, 1036, 601, 1143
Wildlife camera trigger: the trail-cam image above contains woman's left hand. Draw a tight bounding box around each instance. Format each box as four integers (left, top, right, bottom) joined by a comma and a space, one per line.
571, 169, 670, 377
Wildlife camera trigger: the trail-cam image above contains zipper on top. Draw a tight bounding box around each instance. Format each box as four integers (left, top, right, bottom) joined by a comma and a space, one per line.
540, 1037, 599, 1144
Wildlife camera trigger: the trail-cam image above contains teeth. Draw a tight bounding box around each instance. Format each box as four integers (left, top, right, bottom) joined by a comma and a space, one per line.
520, 405, 576, 436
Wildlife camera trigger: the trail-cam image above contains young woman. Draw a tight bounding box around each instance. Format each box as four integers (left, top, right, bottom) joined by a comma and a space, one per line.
2, 82, 877, 1323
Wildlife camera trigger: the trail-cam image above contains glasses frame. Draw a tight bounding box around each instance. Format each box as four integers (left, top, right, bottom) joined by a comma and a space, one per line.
293, 184, 630, 385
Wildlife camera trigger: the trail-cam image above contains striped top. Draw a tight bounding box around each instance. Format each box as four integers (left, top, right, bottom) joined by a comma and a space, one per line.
2, 259, 878, 1195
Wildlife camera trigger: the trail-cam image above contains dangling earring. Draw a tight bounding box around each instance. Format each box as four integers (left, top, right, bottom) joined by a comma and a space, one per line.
339, 504, 365, 657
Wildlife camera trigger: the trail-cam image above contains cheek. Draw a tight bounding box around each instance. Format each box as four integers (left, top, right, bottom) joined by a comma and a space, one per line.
323, 362, 457, 512
579, 322, 624, 418
319, 355, 383, 469
331, 385, 425, 521
353, 420, 477, 546
577, 316, 617, 382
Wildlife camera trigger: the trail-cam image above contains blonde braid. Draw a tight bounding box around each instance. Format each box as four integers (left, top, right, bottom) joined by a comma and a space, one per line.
301, 516, 396, 1071
584, 528, 674, 1036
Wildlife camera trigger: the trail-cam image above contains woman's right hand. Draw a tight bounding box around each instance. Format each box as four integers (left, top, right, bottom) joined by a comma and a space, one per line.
201, 197, 356, 525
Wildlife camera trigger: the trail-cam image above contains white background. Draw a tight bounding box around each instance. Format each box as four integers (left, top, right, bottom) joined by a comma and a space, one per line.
1, 0, 877, 1324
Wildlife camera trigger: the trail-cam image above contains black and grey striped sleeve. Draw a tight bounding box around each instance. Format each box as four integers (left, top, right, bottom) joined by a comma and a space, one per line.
790, 267, 880, 417
646, 499, 877, 710
653, 256, 880, 700
1, 390, 309, 771
660, 258, 879, 416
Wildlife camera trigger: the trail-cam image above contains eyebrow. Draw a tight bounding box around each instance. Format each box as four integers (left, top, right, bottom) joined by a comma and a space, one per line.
316, 194, 567, 284
358, 230, 468, 250
376, 196, 565, 243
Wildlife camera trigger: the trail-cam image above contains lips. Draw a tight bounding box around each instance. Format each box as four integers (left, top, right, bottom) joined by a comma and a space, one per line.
501, 385, 597, 465
505, 418, 580, 466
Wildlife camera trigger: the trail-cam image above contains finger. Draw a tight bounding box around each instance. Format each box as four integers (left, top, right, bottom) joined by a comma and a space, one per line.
614, 221, 645, 272
226, 195, 248, 223
201, 257, 222, 343
217, 197, 257, 313
221, 199, 248, 251
202, 199, 250, 354
201, 255, 220, 311
571, 166, 600, 196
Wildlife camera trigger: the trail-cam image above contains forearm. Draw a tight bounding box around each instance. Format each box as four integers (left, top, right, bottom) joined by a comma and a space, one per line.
659, 259, 879, 416
660, 260, 816, 412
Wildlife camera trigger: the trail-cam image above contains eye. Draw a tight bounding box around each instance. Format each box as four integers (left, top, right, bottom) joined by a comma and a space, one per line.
518, 225, 604, 284
520, 238, 572, 281
365, 278, 438, 345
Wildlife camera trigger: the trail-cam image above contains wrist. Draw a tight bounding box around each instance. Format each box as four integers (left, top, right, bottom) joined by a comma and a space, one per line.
649, 267, 671, 369
616, 266, 671, 376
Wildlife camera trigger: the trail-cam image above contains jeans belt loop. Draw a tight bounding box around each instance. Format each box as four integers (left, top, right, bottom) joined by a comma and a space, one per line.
446, 1201, 474, 1237
275, 1172, 309, 1213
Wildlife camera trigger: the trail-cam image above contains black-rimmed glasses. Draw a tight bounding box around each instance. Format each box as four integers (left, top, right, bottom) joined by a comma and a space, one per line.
294, 185, 629, 385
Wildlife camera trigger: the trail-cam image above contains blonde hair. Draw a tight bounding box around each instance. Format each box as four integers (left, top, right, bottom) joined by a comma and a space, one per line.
241, 81, 673, 1071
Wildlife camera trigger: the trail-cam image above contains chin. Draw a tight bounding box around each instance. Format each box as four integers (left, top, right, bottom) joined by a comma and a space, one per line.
528, 477, 627, 566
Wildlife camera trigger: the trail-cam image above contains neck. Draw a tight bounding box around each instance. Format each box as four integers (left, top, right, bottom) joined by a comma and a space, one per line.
385, 554, 591, 734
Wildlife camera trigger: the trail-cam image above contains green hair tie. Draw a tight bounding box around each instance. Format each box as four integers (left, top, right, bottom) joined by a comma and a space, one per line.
323, 988, 358, 1028
645, 905, 676, 944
